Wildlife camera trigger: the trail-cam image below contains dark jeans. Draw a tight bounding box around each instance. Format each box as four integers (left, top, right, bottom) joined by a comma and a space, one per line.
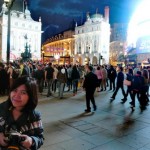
72, 79, 78, 94
85, 89, 96, 111
67, 78, 72, 90
123, 87, 132, 100
130, 90, 140, 107
109, 79, 116, 90
52, 79, 57, 92
46, 79, 53, 96
37, 79, 44, 93
112, 84, 126, 98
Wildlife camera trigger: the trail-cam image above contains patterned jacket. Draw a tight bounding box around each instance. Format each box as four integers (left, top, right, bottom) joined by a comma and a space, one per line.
0, 101, 44, 150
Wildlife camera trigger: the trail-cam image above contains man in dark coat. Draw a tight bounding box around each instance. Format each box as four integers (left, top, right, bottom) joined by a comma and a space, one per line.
83, 65, 98, 112
34, 64, 45, 94
110, 66, 126, 101
45, 62, 54, 97
107, 65, 117, 91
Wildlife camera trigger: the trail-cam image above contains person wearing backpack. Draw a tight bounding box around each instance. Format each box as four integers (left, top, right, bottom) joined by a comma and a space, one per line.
130, 71, 145, 110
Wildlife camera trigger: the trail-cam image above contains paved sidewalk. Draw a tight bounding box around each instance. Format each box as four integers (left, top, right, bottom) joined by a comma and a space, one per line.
38, 89, 150, 150
1, 88, 150, 150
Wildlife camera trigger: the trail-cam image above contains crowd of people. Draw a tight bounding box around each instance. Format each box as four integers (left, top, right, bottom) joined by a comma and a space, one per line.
0, 60, 150, 149
0, 61, 150, 111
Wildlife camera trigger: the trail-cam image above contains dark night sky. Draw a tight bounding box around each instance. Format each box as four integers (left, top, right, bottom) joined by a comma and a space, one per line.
0, 0, 141, 43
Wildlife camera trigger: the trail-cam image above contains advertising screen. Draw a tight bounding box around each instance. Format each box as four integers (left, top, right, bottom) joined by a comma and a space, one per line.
136, 36, 150, 54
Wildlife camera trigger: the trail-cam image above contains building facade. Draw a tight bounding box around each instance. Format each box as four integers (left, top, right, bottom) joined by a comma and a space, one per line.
74, 6, 110, 65
109, 23, 128, 66
42, 30, 75, 65
0, 3, 42, 62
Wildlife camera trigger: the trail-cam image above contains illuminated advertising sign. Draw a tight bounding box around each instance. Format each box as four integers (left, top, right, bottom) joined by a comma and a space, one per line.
136, 36, 150, 54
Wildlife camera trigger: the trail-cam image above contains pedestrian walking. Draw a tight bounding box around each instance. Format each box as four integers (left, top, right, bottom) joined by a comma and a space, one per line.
121, 67, 133, 103
52, 65, 58, 93
95, 66, 102, 92
108, 65, 117, 91
101, 65, 108, 91
130, 71, 145, 110
66, 65, 72, 91
110, 66, 126, 101
57, 66, 67, 99
83, 65, 98, 112
45, 62, 54, 97
71, 65, 80, 96
34, 64, 45, 94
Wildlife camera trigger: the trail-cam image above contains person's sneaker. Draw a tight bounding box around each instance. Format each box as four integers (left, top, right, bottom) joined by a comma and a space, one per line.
84, 109, 91, 113
110, 97, 115, 100
121, 98, 127, 103
129, 101, 133, 105
140, 106, 146, 111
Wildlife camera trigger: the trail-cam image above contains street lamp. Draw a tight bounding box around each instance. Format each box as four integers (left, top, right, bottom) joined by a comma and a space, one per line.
4, 0, 15, 64
42, 50, 45, 62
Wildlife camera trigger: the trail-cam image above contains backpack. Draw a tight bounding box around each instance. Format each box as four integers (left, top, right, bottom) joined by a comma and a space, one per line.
12, 69, 19, 79
131, 76, 144, 91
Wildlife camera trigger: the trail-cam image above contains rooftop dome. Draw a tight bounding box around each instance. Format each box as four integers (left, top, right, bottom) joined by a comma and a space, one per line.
91, 13, 103, 22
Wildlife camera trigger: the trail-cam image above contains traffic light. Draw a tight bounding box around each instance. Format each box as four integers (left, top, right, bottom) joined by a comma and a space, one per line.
101, 56, 103, 59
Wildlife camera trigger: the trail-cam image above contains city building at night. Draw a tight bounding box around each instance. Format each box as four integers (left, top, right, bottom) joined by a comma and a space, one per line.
74, 6, 110, 65
42, 30, 75, 65
109, 23, 128, 66
0, 2, 42, 62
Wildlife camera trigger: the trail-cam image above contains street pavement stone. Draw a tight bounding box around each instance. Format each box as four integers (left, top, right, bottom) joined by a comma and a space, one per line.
1, 87, 150, 149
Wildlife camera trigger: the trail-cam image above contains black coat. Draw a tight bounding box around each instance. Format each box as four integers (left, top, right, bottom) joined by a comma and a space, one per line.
83, 72, 98, 91
116, 71, 124, 86
108, 68, 117, 80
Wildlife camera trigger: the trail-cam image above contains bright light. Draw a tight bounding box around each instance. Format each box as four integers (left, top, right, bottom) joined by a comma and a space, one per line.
127, 0, 150, 47
54, 54, 60, 60
4, 0, 10, 3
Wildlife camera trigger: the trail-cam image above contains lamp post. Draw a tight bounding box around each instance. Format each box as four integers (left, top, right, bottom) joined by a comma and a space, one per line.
42, 50, 45, 62
4, 0, 15, 64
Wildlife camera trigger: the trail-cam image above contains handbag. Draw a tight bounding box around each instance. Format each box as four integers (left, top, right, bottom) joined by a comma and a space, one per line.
123, 79, 131, 86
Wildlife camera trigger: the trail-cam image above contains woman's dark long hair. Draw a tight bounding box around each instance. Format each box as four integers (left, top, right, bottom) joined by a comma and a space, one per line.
8, 76, 38, 112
